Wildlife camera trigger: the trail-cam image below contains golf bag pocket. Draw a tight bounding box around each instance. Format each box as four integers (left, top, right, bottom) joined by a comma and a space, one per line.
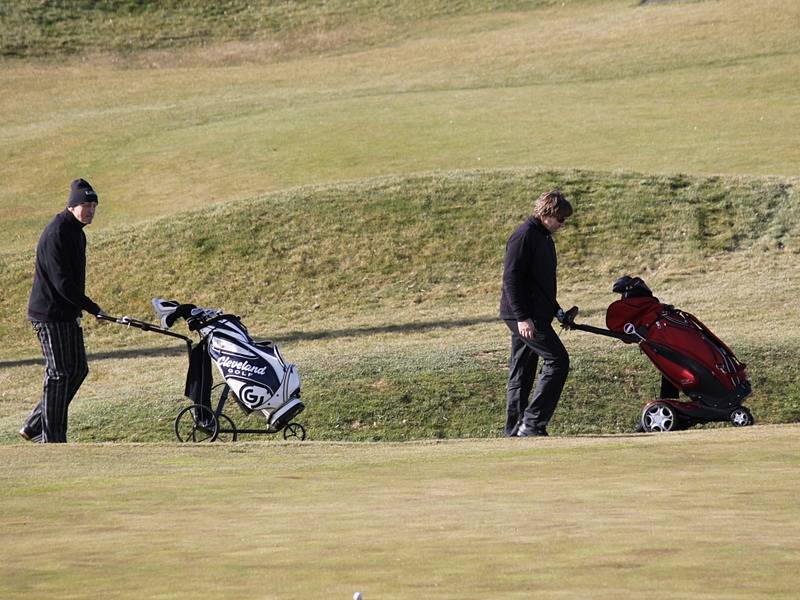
185, 340, 213, 412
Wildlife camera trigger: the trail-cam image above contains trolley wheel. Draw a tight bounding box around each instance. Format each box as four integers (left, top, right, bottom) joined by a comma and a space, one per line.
174, 404, 219, 442
641, 402, 678, 433
730, 407, 754, 427
215, 413, 238, 442
283, 422, 306, 441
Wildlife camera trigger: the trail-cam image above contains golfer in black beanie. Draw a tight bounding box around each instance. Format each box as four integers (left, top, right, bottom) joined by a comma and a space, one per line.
20, 178, 105, 443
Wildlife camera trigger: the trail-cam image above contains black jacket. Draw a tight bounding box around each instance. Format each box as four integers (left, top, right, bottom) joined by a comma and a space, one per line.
27, 209, 101, 321
499, 217, 560, 322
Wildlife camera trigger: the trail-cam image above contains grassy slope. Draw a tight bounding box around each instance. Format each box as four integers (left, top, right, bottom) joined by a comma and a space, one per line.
1, 427, 799, 599
0, 0, 550, 58
1, 0, 799, 253
1, 169, 798, 441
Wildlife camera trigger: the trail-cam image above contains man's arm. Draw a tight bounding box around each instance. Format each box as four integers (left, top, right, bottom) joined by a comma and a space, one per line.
40, 233, 101, 315
502, 230, 537, 339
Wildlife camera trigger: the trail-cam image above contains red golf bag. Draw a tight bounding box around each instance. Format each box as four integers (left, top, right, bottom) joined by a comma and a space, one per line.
566, 276, 753, 432
606, 295, 751, 408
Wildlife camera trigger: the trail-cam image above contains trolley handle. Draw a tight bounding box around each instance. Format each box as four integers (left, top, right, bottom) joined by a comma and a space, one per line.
566, 321, 640, 344
97, 312, 194, 350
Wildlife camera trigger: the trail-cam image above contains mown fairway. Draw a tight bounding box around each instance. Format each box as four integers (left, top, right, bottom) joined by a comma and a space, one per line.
1, 0, 799, 251
1, 1, 799, 597
1, 426, 798, 599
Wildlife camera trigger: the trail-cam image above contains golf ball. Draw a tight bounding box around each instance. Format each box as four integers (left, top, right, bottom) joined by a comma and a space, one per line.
353, 593, 363, 600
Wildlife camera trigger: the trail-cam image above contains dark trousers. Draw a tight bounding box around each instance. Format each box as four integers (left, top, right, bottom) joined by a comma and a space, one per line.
504, 319, 569, 436
22, 320, 89, 443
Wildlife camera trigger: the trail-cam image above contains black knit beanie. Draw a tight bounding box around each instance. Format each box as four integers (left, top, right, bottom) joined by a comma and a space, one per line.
67, 178, 99, 207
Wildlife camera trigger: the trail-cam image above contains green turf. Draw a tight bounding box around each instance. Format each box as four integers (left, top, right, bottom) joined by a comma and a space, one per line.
1, 0, 799, 253
1, 2, 798, 597
0, 0, 548, 58
1, 427, 798, 599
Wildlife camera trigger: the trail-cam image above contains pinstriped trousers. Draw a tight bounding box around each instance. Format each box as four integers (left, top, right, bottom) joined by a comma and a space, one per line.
22, 320, 89, 443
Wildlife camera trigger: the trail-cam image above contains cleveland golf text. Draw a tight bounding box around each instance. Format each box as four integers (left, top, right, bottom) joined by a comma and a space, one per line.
218, 356, 268, 376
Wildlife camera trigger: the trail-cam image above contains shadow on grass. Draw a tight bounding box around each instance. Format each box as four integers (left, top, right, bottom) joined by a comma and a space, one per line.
274, 315, 498, 342
0, 344, 187, 368
0, 315, 499, 367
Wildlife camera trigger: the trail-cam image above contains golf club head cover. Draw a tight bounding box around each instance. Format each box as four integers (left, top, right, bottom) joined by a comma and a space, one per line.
170, 304, 197, 328
152, 298, 196, 328
612, 275, 653, 298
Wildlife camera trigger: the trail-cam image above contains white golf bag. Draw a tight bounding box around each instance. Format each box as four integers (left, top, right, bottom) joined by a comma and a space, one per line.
152, 299, 304, 431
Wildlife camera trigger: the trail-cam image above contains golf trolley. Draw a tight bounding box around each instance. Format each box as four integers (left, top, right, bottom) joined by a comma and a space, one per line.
99, 299, 306, 443
562, 276, 754, 433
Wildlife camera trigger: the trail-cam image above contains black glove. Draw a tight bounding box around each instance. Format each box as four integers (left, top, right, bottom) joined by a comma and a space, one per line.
557, 306, 579, 328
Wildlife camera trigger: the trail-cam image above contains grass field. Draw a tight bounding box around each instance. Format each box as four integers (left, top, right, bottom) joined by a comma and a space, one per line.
2, 426, 799, 599
2, 0, 799, 252
0, 1, 798, 441
1, 2, 799, 596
